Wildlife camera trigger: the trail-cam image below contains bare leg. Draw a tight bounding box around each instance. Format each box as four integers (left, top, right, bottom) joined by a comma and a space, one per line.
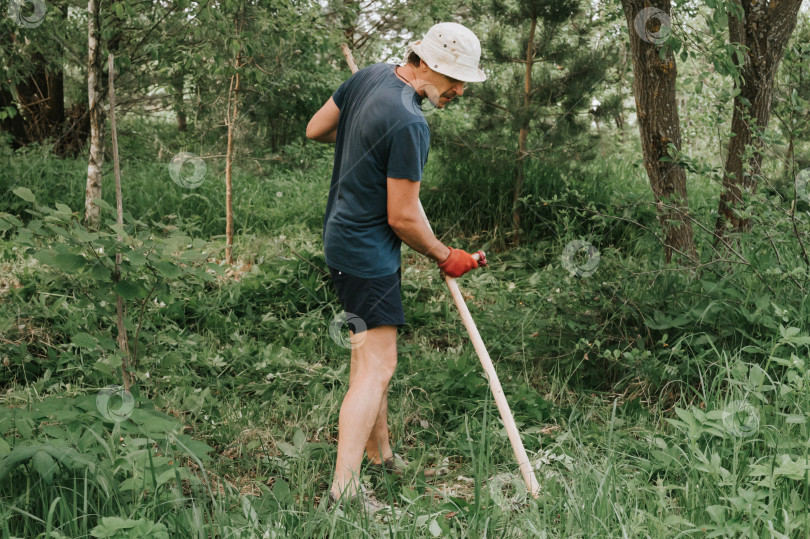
331, 325, 397, 498
348, 337, 394, 465
365, 387, 392, 465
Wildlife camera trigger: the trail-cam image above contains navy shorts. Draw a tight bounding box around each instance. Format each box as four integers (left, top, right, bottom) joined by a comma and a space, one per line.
329, 267, 406, 332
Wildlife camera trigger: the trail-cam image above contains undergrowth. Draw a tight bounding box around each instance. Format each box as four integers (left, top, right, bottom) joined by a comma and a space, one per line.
1, 120, 809, 537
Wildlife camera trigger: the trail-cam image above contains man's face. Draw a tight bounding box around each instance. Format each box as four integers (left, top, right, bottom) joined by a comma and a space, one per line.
435, 74, 466, 107
419, 65, 467, 108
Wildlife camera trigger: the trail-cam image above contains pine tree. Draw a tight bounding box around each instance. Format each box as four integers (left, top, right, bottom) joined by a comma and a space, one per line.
472, 0, 611, 243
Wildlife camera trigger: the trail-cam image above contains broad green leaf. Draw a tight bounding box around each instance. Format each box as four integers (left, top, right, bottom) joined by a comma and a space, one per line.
93, 358, 114, 376
115, 280, 142, 299
127, 251, 147, 266
155, 467, 198, 488
780, 325, 801, 340
73, 228, 100, 242
172, 434, 214, 462
664, 515, 693, 527
0, 212, 23, 230
55, 203, 73, 214
129, 409, 182, 435
27, 219, 43, 233
71, 332, 98, 349
109, 223, 129, 239
96, 334, 118, 351
293, 429, 306, 451
206, 262, 226, 276
91, 197, 115, 213
32, 450, 57, 483
14, 227, 34, 246
16, 412, 35, 439
0, 409, 11, 436
276, 441, 298, 458
272, 478, 293, 504
91, 264, 112, 281
52, 253, 86, 272
747, 364, 766, 386
753, 455, 810, 480
105, 352, 123, 369
117, 477, 140, 492
12, 187, 35, 202
90, 516, 143, 537
179, 250, 201, 262
674, 407, 695, 425
706, 505, 726, 524
156, 261, 181, 278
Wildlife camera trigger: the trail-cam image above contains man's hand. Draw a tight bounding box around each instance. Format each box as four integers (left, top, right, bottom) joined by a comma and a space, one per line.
306, 97, 339, 143
438, 248, 479, 278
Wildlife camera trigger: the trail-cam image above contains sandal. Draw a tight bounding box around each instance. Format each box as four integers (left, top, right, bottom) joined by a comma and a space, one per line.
368, 454, 451, 477
368, 454, 409, 475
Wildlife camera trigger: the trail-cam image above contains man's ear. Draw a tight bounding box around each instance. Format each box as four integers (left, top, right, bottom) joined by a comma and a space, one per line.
413, 61, 430, 79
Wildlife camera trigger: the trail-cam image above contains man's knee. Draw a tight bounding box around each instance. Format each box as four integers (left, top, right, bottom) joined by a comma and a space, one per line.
356, 349, 397, 382
354, 325, 398, 381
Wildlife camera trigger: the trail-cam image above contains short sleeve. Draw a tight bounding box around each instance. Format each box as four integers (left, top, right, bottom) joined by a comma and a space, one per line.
332, 64, 370, 109
386, 122, 430, 182
332, 78, 350, 109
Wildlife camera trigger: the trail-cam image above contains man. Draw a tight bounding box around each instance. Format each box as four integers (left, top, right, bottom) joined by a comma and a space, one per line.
306, 22, 487, 512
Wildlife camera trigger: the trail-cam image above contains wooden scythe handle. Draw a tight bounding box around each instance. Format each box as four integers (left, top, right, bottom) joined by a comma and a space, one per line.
445, 259, 541, 498
341, 43, 359, 74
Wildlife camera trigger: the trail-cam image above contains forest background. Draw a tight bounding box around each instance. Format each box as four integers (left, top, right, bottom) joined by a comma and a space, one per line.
1, 0, 810, 536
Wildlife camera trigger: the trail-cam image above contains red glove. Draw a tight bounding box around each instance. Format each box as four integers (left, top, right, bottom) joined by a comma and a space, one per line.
438, 248, 480, 278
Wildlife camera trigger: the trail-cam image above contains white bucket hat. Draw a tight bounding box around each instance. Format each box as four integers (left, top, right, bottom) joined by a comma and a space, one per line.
409, 22, 486, 82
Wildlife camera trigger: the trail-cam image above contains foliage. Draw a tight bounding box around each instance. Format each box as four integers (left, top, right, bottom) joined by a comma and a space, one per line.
3, 132, 810, 535
2, 2, 810, 536
0, 187, 224, 386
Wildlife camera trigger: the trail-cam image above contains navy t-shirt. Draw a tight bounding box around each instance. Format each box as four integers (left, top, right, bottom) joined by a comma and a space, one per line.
323, 63, 430, 278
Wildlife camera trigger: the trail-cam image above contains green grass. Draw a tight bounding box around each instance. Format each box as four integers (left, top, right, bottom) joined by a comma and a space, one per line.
1, 120, 810, 537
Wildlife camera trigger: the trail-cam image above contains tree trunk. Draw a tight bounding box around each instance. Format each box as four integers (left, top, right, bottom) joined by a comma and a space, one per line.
225, 50, 241, 264
171, 70, 187, 132
511, 14, 537, 246
621, 0, 697, 265
615, 45, 629, 139
85, 0, 105, 230
108, 54, 131, 391
713, 0, 803, 243
783, 133, 795, 185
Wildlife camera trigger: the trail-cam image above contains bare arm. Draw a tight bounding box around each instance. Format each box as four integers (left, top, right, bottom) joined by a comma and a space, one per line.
306, 97, 339, 143
387, 178, 450, 263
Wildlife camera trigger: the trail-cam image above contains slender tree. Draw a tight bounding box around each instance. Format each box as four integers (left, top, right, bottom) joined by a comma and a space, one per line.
170, 69, 187, 132
224, 36, 243, 265
483, 0, 608, 244
108, 53, 131, 391
512, 11, 538, 244
772, 17, 810, 183
85, 0, 104, 230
